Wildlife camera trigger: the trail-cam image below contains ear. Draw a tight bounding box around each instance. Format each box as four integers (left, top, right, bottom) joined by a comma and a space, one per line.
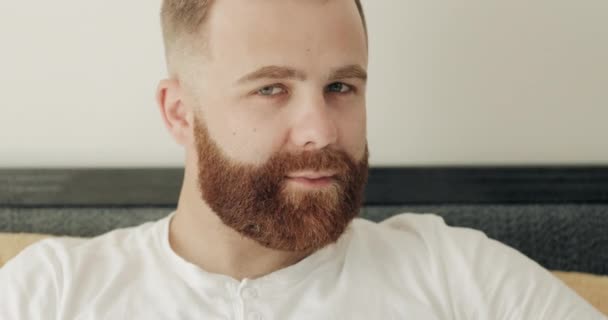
156, 78, 191, 146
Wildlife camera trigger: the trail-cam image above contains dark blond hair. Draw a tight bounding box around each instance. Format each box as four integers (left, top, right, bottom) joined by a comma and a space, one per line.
160, 0, 367, 72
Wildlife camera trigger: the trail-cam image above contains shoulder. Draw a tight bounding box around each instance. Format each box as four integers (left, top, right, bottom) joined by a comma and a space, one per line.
348, 212, 495, 277
350, 213, 606, 319
350, 212, 486, 250
345, 213, 468, 281
1, 215, 168, 287
351, 212, 523, 277
55, 217, 164, 259
0, 215, 170, 319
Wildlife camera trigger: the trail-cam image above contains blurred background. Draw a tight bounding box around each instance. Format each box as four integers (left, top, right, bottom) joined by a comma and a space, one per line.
1, 0, 607, 167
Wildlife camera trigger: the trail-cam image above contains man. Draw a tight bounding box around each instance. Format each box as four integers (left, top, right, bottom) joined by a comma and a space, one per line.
1, 0, 605, 318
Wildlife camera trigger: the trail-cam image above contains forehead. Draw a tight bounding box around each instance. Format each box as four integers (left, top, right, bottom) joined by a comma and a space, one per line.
203, 0, 367, 78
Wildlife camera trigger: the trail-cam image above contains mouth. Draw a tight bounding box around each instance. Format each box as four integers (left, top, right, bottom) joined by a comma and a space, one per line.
285, 171, 336, 188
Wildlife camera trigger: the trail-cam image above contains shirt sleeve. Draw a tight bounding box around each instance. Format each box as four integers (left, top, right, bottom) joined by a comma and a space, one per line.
0, 239, 60, 320
384, 213, 607, 319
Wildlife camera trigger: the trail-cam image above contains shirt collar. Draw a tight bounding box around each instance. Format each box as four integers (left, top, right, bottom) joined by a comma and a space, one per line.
159, 211, 353, 296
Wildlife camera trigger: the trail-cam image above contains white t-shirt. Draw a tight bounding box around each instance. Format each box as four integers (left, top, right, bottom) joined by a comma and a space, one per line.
1, 212, 605, 320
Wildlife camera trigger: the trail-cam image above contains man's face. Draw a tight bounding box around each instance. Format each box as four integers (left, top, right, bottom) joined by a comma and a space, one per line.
183, 0, 369, 252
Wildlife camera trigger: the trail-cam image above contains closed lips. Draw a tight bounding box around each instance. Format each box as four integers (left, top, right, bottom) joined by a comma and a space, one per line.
286, 172, 336, 179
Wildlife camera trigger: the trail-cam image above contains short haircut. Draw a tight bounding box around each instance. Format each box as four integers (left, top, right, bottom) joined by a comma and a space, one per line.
160, 0, 367, 73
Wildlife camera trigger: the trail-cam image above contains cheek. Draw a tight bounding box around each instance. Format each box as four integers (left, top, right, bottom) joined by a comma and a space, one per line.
209, 110, 287, 165
194, 99, 245, 161
334, 102, 367, 151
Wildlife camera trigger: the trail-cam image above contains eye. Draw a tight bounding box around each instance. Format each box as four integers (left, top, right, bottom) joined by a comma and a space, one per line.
326, 82, 353, 94
257, 85, 286, 97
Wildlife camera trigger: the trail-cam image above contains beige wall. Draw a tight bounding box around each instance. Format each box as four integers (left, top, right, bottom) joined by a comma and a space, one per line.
1, 0, 607, 167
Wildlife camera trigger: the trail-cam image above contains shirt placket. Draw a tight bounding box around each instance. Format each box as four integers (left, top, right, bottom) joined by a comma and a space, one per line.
234, 279, 265, 320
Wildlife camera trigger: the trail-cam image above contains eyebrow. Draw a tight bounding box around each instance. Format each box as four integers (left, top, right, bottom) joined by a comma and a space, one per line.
237, 66, 306, 84
236, 64, 368, 84
329, 64, 368, 82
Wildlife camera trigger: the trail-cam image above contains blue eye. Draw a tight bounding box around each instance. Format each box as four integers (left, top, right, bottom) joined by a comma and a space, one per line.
327, 82, 352, 93
258, 85, 286, 96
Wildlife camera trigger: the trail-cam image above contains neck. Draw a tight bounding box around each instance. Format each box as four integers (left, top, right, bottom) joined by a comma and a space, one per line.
169, 169, 313, 281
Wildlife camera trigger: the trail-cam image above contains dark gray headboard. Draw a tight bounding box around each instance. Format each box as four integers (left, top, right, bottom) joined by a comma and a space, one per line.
1, 167, 607, 275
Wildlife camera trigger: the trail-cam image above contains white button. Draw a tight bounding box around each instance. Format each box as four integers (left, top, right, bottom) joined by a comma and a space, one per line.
242, 287, 258, 299
248, 311, 263, 320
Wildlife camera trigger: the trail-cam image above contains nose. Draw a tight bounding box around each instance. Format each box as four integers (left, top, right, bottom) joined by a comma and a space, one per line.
288, 93, 338, 151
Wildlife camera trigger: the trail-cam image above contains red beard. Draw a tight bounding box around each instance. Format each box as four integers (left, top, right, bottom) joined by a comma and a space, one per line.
194, 115, 369, 252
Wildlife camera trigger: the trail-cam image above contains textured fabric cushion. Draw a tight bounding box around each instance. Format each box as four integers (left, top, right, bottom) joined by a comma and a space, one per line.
0, 233, 606, 315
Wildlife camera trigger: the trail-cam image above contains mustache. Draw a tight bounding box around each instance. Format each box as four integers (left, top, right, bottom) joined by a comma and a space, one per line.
260, 147, 357, 178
